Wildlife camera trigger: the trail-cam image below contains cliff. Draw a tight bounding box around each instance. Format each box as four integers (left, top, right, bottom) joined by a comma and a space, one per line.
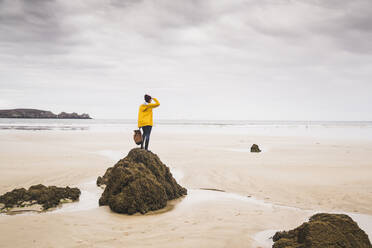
0, 109, 91, 119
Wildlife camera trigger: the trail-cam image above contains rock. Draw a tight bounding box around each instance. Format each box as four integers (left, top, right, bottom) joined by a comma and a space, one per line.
57, 112, 91, 119
96, 176, 104, 187
0, 109, 91, 119
98, 148, 187, 215
0, 109, 56, 118
0, 184, 81, 211
96, 167, 113, 187
273, 213, 372, 248
251, 144, 261, 153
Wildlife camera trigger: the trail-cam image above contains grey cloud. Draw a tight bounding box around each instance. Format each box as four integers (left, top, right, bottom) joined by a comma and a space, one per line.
109, 0, 143, 9
0, 0, 80, 56
0, 0, 371, 120
214, 0, 372, 54
303, 0, 372, 54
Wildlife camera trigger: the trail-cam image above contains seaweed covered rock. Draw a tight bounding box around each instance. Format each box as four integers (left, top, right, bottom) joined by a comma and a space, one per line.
251, 144, 261, 153
0, 184, 81, 212
273, 213, 372, 248
96, 167, 113, 187
98, 148, 187, 215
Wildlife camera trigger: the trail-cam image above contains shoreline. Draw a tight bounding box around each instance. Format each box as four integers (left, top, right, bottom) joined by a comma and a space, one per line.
1, 119, 372, 142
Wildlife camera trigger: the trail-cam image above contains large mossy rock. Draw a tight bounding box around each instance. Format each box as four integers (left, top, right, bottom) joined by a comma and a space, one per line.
273, 213, 372, 248
0, 184, 81, 211
98, 148, 187, 215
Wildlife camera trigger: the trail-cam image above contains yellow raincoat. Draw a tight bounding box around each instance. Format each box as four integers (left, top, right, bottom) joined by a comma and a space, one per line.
137, 98, 160, 128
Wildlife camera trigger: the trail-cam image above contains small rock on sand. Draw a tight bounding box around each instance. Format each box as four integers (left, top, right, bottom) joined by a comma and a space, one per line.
251, 144, 261, 153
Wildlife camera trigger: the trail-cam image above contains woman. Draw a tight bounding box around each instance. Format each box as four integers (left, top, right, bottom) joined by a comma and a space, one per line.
137, 94, 160, 150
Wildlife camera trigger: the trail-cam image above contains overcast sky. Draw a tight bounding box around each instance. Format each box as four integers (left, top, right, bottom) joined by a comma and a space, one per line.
0, 0, 371, 120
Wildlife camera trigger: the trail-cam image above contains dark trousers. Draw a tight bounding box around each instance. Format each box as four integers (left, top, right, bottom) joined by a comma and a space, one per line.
141, 125, 152, 150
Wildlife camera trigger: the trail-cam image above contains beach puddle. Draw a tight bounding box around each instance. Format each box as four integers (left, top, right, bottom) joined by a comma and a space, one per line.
0, 205, 44, 215
253, 229, 276, 248
180, 188, 309, 212
0, 180, 103, 216
52, 180, 103, 214
199, 188, 226, 192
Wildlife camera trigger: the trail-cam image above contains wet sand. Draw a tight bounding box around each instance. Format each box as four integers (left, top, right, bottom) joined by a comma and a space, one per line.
0, 130, 371, 247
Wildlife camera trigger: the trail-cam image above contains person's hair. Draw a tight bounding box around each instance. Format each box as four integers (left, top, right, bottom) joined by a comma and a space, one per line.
144, 94, 151, 103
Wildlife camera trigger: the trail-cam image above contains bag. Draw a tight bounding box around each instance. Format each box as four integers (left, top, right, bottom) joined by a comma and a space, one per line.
133, 129, 142, 145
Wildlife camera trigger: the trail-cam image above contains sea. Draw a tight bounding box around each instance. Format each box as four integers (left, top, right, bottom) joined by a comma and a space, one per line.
1, 118, 372, 140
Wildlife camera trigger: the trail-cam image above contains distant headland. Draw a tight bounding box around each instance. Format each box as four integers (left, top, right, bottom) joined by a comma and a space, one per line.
0, 109, 92, 119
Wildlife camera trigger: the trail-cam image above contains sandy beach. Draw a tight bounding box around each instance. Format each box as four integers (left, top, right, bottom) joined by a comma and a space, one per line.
2, 0, 372, 246
0, 129, 372, 247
